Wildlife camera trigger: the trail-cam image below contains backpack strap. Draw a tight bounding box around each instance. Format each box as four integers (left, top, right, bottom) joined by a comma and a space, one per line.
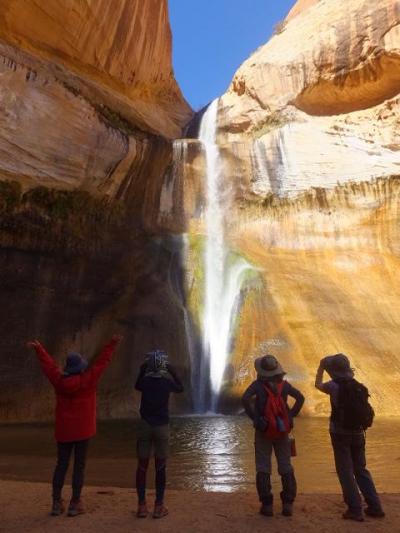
262, 381, 284, 397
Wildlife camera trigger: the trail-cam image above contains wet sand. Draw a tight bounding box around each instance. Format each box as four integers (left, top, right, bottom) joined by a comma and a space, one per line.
0, 480, 396, 533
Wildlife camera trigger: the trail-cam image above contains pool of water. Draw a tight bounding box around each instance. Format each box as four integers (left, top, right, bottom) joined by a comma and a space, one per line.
0, 416, 399, 493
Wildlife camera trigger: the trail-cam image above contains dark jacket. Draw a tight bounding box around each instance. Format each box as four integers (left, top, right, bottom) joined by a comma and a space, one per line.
135, 365, 184, 426
242, 379, 305, 430
34, 338, 118, 442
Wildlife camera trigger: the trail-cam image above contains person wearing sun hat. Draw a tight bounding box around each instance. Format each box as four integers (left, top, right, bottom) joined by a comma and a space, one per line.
242, 354, 304, 518
27, 334, 123, 517
63, 352, 88, 375
315, 353, 385, 522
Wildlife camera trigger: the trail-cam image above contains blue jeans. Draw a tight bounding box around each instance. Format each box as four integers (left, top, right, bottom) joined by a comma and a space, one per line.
330, 432, 382, 512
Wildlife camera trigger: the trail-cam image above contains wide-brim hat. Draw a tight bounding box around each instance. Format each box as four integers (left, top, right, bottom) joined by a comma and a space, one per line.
255, 355, 285, 378
325, 353, 354, 379
64, 352, 88, 375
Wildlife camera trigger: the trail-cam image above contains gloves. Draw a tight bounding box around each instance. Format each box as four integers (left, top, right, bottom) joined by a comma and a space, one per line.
253, 416, 268, 432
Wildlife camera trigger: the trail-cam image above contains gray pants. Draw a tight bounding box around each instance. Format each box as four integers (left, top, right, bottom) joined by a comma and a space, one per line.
254, 431, 296, 504
330, 432, 382, 513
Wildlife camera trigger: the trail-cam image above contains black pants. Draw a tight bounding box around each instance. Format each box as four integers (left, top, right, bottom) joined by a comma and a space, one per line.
52, 440, 89, 501
330, 432, 382, 512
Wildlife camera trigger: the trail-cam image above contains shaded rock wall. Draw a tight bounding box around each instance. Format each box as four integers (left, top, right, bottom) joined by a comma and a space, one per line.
0, 1, 193, 421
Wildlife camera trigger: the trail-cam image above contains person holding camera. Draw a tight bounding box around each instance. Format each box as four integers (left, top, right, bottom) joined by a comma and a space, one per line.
134, 350, 184, 519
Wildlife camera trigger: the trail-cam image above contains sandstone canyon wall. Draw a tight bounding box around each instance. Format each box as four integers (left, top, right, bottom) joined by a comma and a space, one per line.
178, 0, 400, 415
0, 0, 193, 420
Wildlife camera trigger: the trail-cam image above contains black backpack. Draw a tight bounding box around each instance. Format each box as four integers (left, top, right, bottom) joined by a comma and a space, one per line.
332, 379, 375, 430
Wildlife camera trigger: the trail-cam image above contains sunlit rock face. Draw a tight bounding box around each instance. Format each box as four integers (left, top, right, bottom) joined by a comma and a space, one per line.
0, 0, 191, 193
0, 0, 191, 140
179, 0, 400, 415
0, 1, 193, 421
219, 0, 400, 132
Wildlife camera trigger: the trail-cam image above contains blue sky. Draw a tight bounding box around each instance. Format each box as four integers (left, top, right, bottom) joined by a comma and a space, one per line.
169, 0, 295, 110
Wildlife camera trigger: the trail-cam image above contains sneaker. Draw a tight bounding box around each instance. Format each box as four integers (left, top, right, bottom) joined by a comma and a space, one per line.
365, 507, 385, 518
136, 502, 149, 518
282, 502, 293, 517
50, 499, 65, 516
153, 503, 169, 519
67, 498, 85, 517
259, 503, 273, 516
342, 509, 364, 522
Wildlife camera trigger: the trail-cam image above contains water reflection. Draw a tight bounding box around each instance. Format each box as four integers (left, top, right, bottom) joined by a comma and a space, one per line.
0, 416, 399, 493
170, 416, 248, 492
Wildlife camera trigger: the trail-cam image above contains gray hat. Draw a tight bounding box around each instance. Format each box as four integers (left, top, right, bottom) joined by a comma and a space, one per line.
255, 355, 285, 378
325, 353, 354, 379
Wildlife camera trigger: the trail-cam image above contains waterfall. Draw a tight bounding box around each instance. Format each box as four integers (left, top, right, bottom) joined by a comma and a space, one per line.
198, 99, 253, 412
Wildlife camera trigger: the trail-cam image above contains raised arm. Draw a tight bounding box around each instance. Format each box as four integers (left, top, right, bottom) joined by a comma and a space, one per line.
166, 363, 184, 393
135, 362, 147, 391
27, 340, 61, 387
85, 335, 122, 386
315, 359, 330, 394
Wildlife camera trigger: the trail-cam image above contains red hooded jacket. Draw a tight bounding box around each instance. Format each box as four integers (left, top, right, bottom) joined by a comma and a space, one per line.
34, 338, 118, 442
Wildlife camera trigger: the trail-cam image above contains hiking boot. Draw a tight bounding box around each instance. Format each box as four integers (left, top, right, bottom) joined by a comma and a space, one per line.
67, 498, 85, 517
342, 509, 364, 522
282, 502, 293, 516
136, 502, 149, 518
50, 499, 65, 516
259, 503, 273, 516
365, 507, 385, 518
153, 503, 169, 519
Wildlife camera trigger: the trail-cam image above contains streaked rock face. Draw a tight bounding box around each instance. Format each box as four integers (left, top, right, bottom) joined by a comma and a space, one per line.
0, 0, 192, 196
0, 0, 190, 138
178, 0, 400, 415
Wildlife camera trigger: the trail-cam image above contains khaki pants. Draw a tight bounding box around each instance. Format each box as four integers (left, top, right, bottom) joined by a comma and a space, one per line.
254, 430, 297, 503
254, 430, 293, 475
136, 420, 170, 459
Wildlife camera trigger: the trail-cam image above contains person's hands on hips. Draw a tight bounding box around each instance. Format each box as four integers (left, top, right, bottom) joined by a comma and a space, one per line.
253, 416, 268, 432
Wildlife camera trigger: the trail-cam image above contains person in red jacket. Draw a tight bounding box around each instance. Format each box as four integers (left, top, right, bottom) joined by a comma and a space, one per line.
27, 334, 122, 517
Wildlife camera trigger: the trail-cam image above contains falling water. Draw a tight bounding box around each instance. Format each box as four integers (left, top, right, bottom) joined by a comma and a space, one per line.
198, 99, 253, 412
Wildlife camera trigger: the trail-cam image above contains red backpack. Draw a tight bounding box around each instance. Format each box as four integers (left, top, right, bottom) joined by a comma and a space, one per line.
262, 381, 290, 440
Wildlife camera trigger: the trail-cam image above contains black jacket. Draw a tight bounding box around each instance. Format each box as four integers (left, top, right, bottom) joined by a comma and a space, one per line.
135, 365, 184, 426
242, 379, 305, 429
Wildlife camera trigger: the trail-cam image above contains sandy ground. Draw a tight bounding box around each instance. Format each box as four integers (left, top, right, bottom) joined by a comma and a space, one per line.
0, 481, 396, 533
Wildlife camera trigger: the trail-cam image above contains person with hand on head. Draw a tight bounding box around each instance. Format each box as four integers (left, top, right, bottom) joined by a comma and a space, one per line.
315, 353, 384, 522
134, 349, 184, 520
242, 355, 304, 518
27, 334, 123, 517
